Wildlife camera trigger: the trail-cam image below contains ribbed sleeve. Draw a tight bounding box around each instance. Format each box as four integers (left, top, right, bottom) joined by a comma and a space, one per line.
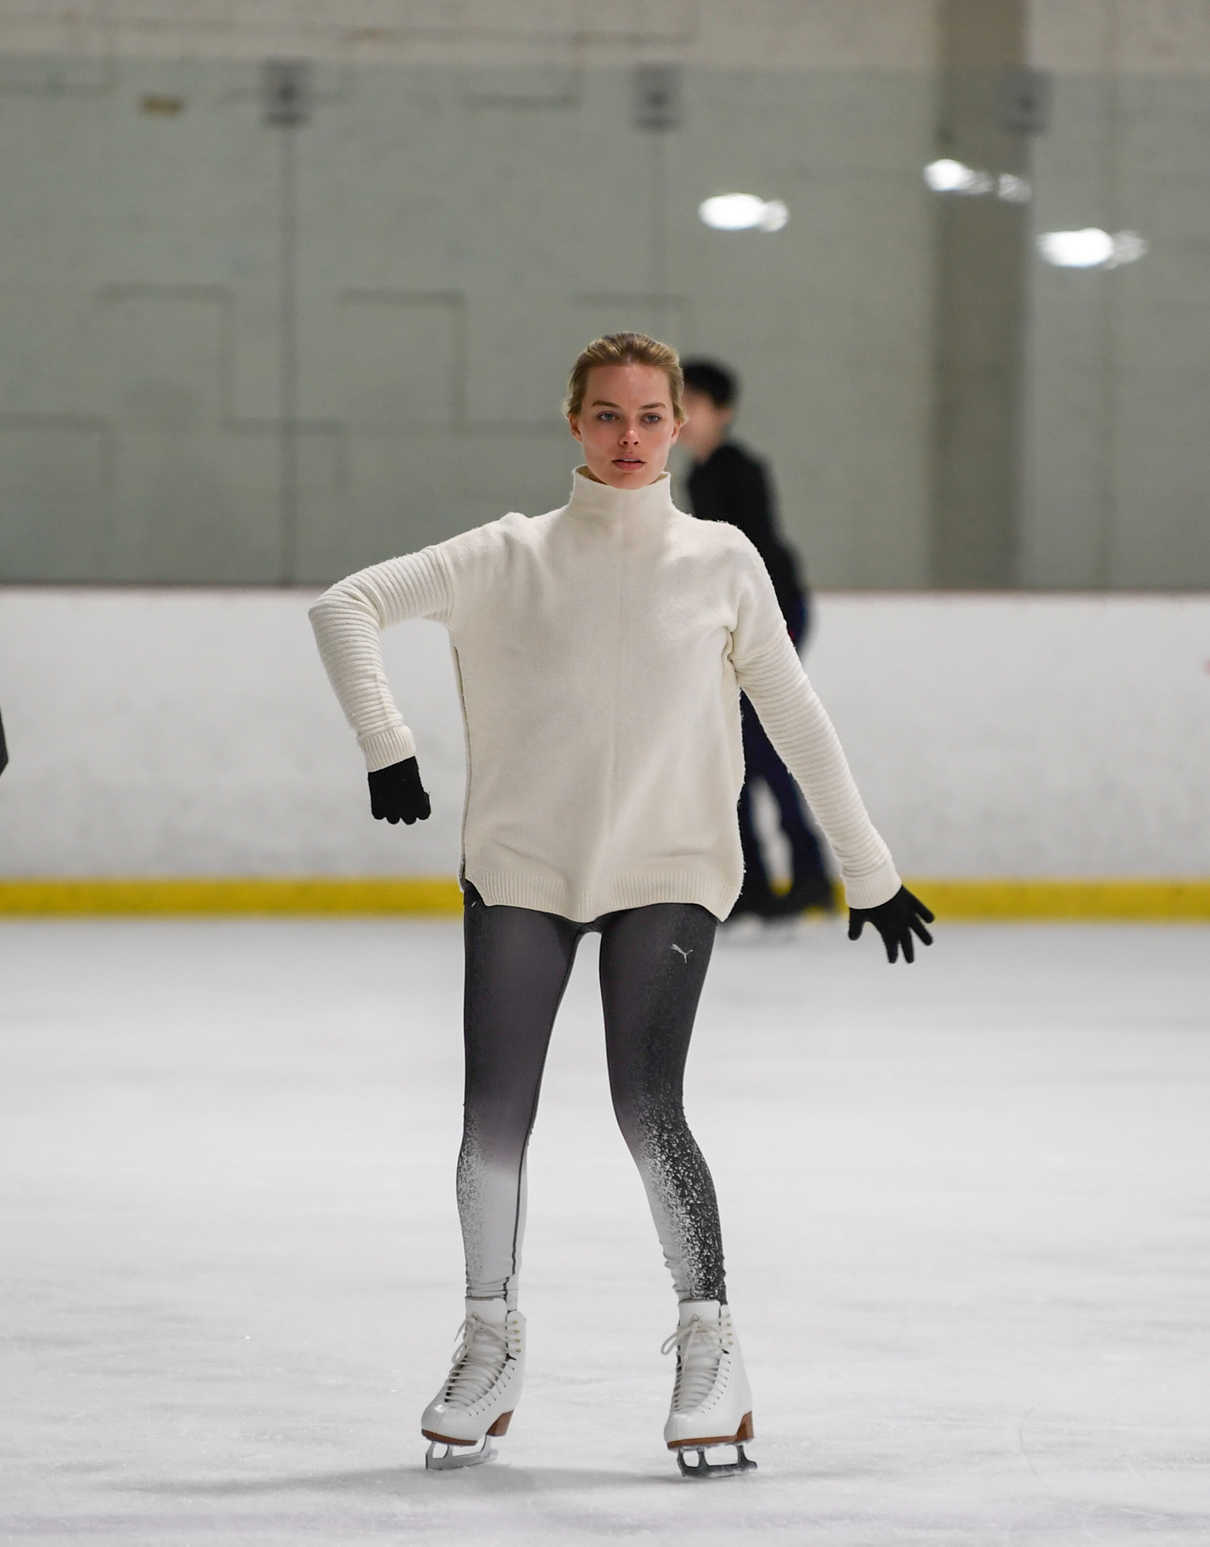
307, 545, 454, 772
731, 542, 900, 909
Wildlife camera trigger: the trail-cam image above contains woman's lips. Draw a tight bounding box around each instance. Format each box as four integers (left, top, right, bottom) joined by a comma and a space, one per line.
613, 458, 644, 467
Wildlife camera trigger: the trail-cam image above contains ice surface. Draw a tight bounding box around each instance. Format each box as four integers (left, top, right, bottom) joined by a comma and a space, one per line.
2, 916, 1209, 1545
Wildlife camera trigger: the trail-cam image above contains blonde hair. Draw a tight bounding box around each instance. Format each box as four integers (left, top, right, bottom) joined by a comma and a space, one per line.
563, 332, 686, 425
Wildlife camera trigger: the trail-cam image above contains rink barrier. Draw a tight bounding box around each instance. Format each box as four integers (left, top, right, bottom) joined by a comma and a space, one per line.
0, 878, 464, 914
1, 879, 1209, 918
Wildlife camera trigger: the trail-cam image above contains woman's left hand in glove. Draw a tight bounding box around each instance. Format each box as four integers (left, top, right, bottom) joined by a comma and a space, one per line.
847, 885, 935, 965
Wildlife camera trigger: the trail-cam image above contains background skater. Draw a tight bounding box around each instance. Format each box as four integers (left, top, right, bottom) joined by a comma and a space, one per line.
680, 357, 836, 924
308, 332, 934, 1478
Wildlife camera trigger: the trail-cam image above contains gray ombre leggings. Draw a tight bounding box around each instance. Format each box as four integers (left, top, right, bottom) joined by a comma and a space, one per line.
458, 879, 726, 1308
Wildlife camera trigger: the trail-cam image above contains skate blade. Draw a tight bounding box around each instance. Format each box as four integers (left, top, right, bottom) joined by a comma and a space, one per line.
424, 1436, 496, 1471
670, 1411, 756, 1478
422, 1409, 512, 1472
675, 1442, 757, 1479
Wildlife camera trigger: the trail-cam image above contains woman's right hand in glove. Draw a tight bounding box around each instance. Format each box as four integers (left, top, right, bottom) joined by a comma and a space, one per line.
367, 757, 431, 825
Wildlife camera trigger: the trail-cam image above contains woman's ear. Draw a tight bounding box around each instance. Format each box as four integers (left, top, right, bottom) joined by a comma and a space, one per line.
567, 414, 582, 444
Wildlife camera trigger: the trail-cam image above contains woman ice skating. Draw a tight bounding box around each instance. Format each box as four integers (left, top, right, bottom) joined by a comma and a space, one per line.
307, 332, 934, 1478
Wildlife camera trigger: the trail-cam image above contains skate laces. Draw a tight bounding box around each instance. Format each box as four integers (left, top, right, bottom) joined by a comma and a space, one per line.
443, 1315, 510, 1408
661, 1315, 727, 1411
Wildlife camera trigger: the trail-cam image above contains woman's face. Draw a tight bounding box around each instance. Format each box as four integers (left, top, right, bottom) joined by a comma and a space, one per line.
568, 363, 681, 488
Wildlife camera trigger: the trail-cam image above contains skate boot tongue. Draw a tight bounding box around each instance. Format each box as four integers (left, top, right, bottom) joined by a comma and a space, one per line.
677, 1299, 722, 1327
444, 1304, 513, 1409
666, 1304, 728, 1410
465, 1297, 509, 1326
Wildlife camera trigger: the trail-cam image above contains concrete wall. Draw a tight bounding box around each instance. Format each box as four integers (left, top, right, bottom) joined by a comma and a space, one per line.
2, 587, 1207, 881
0, 2, 940, 70
0, 1, 938, 591
1024, 0, 1210, 587
3, 0, 1209, 592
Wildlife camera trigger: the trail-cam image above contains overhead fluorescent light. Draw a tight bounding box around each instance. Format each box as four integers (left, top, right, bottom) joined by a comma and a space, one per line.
924, 158, 988, 194
698, 194, 789, 233
924, 159, 1031, 202
1036, 228, 1148, 269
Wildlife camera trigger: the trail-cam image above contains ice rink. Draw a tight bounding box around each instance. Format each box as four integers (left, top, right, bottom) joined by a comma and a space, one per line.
3, 914, 1208, 1546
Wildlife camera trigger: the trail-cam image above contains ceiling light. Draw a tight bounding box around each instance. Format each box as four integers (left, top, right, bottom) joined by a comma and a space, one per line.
698, 194, 789, 233
924, 159, 986, 194
924, 160, 1031, 202
1036, 228, 1148, 269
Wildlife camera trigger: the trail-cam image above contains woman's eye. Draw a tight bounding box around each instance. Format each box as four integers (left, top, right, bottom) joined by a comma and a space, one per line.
643, 414, 663, 424
597, 411, 616, 422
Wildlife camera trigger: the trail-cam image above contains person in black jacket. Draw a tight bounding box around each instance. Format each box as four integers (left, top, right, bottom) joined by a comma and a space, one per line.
680, 359, 835, 921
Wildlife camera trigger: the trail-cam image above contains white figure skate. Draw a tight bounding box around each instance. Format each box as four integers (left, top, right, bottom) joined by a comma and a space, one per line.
420, 1300, 525, 1471
661, 1299, 756, 1478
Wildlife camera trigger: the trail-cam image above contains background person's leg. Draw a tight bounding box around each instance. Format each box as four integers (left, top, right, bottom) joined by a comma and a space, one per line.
741, 691, 833, 911
733, 695, 776, 916
597, 899, 726, 1303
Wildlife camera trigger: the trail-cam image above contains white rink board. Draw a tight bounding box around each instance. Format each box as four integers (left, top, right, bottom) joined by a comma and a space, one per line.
1, 588, 1208, 879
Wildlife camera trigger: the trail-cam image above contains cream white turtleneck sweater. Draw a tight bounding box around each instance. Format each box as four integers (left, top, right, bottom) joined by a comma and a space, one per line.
308, 467, 900, 922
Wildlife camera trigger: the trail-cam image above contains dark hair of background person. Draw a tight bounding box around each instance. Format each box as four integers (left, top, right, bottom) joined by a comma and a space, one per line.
681, 359, 738, 410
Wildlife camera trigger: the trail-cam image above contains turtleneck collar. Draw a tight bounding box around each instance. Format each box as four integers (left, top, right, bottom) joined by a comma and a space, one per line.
565, 465, 677, 525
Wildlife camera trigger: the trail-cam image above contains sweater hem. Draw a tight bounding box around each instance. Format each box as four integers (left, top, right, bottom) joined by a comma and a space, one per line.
463, 867, 735, 924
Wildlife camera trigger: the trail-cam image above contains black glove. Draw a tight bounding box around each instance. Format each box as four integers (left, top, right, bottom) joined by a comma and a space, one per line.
848, 885, 935, 965
367, 757, 431, 825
